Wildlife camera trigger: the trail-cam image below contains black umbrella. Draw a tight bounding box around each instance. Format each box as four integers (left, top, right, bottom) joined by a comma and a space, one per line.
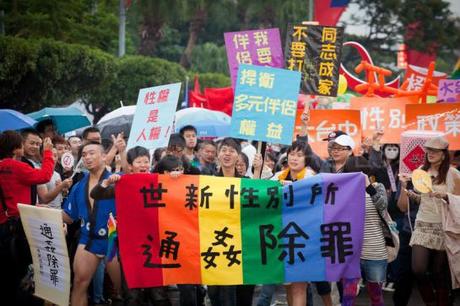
96, 114, 133, 140
96, 105, 135, 139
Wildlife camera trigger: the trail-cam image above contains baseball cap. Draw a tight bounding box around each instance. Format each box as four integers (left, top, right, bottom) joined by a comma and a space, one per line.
322, 130, 347, 142
332, 134, 355, 150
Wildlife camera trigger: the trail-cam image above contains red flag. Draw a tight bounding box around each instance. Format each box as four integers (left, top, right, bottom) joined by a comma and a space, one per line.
314, 0, 350, 26
192, 74, 201, 93
188, 74, 207, 107
188, 91, 207, 108
204, 87, 234, 116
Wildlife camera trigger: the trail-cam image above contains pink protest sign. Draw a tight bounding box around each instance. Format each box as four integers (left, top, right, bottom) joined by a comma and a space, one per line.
224, 28, 284, 88
437, 79, 460, 103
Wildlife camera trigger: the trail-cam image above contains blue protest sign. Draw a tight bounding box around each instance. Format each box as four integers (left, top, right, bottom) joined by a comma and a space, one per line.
230, 65, 301, 144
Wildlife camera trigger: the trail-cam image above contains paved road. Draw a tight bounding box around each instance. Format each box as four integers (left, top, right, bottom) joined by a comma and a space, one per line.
167, 283, 460, 306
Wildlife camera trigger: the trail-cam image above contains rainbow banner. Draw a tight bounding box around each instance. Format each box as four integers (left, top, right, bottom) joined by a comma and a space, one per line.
115, 173, 365, 288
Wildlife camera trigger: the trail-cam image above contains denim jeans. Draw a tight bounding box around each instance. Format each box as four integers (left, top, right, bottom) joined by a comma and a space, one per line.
361, 259, 388, 283
256, 285, 277, 306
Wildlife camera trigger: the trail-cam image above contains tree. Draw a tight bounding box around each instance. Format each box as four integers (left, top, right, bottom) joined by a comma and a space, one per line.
179, 0, 237, 68
236, 0, 308, 36
398, 0, 460, 53
84, 55, 188, 121
0, 35, 195, 121
343, 0, 401, 52
134, 0, 185, 56
190, 43, 228, 74
0, 0, 120, 54
179, 0, 211, 68
175, 0, 309, 68
0, 36, 116, 114
345, 0, 460, 66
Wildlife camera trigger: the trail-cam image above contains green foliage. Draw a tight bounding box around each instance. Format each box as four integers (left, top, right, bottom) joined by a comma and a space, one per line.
5, 0, 458, 123
1, 0, 121, 55
398, 0, 460, 52
188, 72, 231, 89
84, 55, 188, 121
104, 55, 186, 105
0, 34, 193, 122
0, 36, 115, 113
154, 26, 186, 63
190, 43, 229, 75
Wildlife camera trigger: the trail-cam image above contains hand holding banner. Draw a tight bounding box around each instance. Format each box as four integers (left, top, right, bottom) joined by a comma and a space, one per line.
116, 173, 365, 288
405, 103, 460, 150
285, 24, 344, 97
350, 96, 418, 144
127, 83, 181, 150
18, 204, 71, 306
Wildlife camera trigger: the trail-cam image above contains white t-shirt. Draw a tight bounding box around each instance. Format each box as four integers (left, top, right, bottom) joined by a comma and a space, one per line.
38, 171, 63, 209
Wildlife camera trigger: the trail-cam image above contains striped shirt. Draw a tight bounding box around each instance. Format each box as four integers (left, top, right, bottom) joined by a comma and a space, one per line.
361, 183, 388, 261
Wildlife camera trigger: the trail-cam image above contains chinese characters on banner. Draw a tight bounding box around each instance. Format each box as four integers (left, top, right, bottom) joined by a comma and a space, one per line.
127, 83, 181, 150
224, 28, 284, 88
350, 96, 418, 143
285, 25, 344, 97
437, 79, 460, 103
405, 103, 460, 150
18, 204, 71, 306
306, 109, 361, 158
115, 173, 365, 288
403, 64, 447, 91
230, 64, 301, 145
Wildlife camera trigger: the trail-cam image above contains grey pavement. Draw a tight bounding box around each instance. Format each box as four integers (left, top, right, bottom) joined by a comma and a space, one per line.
167, 283, 460, 306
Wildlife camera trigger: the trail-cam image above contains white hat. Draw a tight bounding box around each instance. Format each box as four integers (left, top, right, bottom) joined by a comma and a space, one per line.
333, 134, 355, 150
424, 136, 448, 150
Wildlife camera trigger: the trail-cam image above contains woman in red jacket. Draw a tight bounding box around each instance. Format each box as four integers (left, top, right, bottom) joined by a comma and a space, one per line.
0, 130, 55, 305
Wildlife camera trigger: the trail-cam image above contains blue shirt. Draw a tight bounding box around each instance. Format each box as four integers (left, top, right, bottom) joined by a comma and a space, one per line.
64, 170, 116, 256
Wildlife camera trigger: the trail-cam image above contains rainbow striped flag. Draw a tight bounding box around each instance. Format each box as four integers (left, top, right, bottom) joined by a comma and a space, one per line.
106, 212, 118, 262
115, 173, 365, 288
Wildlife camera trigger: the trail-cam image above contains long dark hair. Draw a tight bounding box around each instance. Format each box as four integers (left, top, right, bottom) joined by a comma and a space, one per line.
421, 149, 450, 184
382, 144, 400, 167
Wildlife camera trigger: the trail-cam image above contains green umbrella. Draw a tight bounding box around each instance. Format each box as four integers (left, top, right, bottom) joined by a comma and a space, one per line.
28, 106, 91, 134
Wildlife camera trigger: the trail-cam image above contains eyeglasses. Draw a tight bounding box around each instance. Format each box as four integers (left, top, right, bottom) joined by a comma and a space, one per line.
330, 147, 349, 152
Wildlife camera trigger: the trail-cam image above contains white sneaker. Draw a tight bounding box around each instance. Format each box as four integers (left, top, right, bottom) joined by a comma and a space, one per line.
383, 282, 395, 292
